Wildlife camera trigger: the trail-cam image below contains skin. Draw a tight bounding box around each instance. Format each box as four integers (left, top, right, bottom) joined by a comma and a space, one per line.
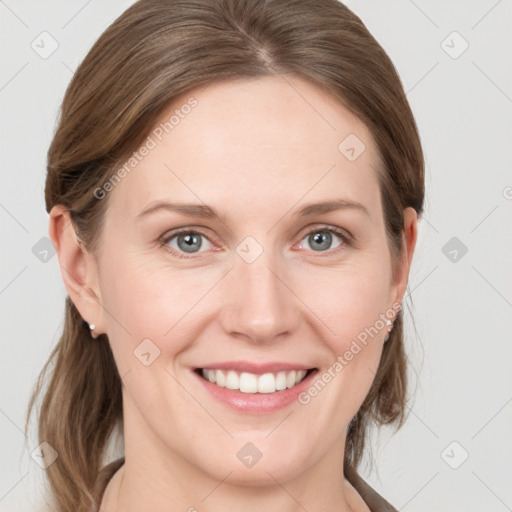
49, 75, 417, 512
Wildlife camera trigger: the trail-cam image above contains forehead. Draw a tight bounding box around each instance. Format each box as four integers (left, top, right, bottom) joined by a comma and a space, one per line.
107, 75, 382, 222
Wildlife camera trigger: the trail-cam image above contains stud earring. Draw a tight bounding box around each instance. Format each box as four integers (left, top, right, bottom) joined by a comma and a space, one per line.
89, 323, 99, 339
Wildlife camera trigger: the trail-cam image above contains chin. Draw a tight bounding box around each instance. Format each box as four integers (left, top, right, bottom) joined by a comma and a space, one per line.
197, 440, 314, 487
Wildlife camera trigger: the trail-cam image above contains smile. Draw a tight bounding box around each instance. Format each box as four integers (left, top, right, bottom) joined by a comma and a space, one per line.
198, 368, 311, 394
192, 361, 318, 413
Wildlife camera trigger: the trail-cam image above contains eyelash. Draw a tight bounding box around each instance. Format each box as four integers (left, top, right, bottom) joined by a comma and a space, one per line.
158, 225, 354, 260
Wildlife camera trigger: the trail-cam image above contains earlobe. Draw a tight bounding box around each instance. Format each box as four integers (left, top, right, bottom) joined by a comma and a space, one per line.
48, 205, 105, 335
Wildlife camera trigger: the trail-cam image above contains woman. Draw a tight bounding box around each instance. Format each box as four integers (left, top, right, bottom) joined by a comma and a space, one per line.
25, 0, 424, 510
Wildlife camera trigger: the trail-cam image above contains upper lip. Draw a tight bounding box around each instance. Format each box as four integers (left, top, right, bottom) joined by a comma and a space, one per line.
196, 361, 315, 374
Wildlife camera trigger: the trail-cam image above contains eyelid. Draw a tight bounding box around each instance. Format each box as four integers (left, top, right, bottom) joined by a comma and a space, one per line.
159, 223, 354, 259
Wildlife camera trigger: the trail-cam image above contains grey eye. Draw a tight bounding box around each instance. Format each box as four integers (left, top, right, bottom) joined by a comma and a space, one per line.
300, 230, 343, 252
166, 232, 212, 254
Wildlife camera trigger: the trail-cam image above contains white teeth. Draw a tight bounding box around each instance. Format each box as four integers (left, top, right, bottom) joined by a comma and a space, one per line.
257, 373, 275, 393
296, 369, 307, 383
239, 372, 258, 393
275, 371, 287, 390
200, 368, 309, 393
225, 370, 239, 390
286, 370, 296, 389
215, 369, 226, 387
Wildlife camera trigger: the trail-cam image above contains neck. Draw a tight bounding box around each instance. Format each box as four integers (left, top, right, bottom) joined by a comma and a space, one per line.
102, 459, 365, 512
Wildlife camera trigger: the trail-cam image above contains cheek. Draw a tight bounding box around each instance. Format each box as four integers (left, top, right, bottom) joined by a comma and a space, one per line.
97, 255, 209, 418
296, 283, 389, 436
291, 258, 392, 415
294, 258, 392, 350
98, 251, 224, 362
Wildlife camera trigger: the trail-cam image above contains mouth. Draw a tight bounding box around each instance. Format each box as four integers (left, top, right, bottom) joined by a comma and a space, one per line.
194, 367, 315, 394
192, 363, 318, 413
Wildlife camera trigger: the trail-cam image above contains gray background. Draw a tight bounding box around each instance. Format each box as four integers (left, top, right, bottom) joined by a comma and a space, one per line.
1, 1, 511, 510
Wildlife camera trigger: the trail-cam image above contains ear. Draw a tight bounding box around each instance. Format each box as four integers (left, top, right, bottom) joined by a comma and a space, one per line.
48, 205, 106, 336
391, 206, 418, 309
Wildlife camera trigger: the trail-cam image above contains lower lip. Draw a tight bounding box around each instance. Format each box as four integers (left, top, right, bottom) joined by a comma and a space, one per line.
192, 369, 318, 414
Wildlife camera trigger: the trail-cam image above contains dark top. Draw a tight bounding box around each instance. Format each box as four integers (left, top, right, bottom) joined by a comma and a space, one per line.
93, 457, 398, 511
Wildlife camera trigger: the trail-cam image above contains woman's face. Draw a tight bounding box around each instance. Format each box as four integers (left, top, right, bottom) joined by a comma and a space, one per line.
76, 76, 416, 485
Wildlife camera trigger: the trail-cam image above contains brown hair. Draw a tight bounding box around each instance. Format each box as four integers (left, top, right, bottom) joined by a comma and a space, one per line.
25, 0, 424, 510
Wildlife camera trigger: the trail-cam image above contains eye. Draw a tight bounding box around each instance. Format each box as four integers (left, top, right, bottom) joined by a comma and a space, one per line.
297, 225, 352, 255
160, 229, 214, 258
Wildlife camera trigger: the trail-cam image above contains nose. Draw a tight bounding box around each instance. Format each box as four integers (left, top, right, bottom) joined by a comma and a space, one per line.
219, 249, 300, 345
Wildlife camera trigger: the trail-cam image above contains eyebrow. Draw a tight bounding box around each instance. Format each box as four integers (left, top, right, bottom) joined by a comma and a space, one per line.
136, 198, 370, 221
